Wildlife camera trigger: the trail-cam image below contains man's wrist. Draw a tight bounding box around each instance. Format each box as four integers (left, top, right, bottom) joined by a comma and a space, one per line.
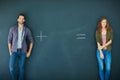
28, 50, 31, 53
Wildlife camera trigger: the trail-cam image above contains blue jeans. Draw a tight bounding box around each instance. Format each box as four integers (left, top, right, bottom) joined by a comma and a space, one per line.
96, 50, 112, 80
9, 50, 26, 80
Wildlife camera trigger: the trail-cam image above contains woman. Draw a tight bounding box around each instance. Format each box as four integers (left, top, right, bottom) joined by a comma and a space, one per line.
96, 17, 113, 80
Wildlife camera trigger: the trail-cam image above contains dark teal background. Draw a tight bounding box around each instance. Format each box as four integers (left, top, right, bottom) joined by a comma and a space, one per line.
0, 0, 120, 80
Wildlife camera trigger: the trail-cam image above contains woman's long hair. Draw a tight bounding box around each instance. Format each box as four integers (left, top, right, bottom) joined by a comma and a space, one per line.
97, 17, 112, 33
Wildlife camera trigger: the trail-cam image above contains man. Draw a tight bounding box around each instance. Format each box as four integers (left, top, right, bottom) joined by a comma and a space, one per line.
8, 13, 34, 80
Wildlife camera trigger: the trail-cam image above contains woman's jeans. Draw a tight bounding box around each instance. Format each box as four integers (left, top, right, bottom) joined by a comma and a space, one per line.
96, 49, 112, 80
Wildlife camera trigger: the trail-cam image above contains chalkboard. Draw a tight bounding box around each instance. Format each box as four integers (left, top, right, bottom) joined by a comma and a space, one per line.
0, 0, 120, 80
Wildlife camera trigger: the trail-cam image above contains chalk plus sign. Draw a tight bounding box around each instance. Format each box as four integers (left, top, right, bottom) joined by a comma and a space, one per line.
36, 31, 48, 41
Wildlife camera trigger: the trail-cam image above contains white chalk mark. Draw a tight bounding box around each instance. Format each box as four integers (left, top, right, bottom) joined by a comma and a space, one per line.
76, 33, 86, 40
36, 31, 48, 41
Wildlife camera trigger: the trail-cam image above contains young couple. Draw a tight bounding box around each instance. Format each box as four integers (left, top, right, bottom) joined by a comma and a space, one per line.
8, 13, 113, 80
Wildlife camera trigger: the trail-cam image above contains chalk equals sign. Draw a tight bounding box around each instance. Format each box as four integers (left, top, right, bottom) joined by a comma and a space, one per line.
76, 33, 86, 40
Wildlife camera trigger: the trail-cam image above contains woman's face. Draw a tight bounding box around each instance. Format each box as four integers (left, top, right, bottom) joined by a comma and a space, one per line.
101, 19, 107, 28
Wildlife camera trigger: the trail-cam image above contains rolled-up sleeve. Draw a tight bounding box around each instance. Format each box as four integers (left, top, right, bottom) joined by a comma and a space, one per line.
8, 27, 13, 44
27, 28, 34, 43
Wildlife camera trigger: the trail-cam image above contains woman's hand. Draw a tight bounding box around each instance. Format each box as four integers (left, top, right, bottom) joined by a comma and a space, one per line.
99, 50, 104, 59
100, 52, 104, 59
98, 45, 104, 50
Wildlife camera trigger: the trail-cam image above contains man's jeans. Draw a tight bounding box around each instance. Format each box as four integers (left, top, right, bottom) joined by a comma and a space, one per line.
96, 50, 112, 80
9, 50, 26, 80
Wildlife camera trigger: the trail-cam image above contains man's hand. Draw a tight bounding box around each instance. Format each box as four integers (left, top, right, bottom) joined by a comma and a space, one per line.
26, 51, 31, 58
8, 43, 12, 56
10, 52, 12, 56
26, 43, 33, 58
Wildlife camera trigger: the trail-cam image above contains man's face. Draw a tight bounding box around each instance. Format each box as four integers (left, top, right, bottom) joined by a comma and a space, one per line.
17, 15, 25, 24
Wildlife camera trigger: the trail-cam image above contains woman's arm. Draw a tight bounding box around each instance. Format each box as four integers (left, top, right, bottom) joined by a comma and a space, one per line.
102, 31, 113, 48
96, 31, 104, 59
98, 39, 112, 50
97, 42, 104, 59
102, 40, 112, 48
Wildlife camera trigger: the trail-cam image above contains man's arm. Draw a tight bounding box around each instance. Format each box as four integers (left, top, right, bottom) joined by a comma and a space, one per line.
26, 42, 33, 58
26, 28, 34, 58
8, 43, 12, 55
8, 27, 13, 55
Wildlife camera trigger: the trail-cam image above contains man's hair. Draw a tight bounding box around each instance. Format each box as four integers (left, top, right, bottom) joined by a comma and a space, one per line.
18, 13, 25, 19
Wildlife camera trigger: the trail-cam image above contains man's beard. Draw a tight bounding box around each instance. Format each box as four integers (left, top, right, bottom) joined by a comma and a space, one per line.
18, 22, 24, 25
